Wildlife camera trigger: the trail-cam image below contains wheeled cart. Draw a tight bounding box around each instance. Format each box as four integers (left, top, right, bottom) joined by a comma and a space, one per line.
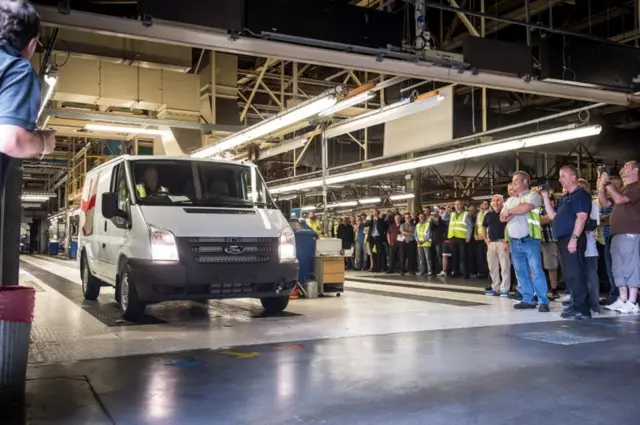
313, 256, 344, 296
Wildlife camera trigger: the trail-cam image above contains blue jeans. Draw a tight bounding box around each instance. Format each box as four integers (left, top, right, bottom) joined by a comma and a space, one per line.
510, 237, 550, 305
604, 235, 618, 301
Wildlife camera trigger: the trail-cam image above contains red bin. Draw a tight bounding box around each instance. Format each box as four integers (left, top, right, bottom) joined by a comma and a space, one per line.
0, 286, 35, 406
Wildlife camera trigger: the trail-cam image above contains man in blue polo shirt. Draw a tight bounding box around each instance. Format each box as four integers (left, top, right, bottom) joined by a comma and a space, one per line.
0, 0, 56, 282
540, 165, 592, 319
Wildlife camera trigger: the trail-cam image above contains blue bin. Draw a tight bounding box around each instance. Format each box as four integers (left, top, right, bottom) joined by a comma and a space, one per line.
291, 220, 317, 284
69, 240, 78, 259
48, 241, 59, 256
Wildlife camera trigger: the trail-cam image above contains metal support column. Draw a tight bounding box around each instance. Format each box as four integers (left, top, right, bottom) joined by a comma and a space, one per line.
0, 160, 23, 286
321, 124, 329, 235
481, 0, 487, 132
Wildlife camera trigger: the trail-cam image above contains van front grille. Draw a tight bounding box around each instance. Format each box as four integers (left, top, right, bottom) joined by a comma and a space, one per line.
185, 237, 277, 264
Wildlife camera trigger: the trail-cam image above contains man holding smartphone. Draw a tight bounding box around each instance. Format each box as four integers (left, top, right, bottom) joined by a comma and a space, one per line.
598, 161, 640, 314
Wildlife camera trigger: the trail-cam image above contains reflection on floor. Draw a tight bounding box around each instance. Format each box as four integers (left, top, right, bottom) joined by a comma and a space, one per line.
13, 317, 640, 425
11, 255, 640, 424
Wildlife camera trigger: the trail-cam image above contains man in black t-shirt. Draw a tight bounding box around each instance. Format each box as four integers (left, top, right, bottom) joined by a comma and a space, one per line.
483, 194, 510, 296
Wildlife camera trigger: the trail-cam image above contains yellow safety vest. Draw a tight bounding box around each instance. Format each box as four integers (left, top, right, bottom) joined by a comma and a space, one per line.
136, 184, 168, 198
447, 211, 469, 239
306, 219, 322, 235
505, 191, 542, 242
416, 221, 431, 247
475, 210, 487, 239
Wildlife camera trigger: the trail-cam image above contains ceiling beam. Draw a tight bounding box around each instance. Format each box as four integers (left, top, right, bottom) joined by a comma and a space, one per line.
37, 6, 640, 106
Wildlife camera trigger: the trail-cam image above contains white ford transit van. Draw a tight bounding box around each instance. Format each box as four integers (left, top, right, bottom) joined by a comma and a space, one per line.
77, 155, 298, 321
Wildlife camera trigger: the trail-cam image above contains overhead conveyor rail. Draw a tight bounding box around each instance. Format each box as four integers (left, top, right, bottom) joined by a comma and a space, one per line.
36, 6, 640, 107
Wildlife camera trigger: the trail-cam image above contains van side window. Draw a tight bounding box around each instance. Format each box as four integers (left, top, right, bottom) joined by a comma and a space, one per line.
110, 164, 129, 232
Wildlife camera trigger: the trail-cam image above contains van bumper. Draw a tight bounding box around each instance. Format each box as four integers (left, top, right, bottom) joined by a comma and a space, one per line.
127, 259, 298, 303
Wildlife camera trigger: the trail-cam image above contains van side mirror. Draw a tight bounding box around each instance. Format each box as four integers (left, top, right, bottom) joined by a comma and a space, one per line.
102, 192, 127, 220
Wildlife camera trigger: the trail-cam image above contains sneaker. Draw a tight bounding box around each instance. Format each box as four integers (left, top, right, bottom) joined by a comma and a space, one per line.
605, 298, 625, 311
549, 290, 559, 299
618, 301, 640, 314
512, 292, 523, 302
500, 291, 510, 298
538, 304, 550, 313
561, 310, 591, 320
591, 310, 601, 316
514, 302, 536, 310
485, 286, 493, 292
559, 294, 571, 303
437, 271, 446, 277
562, 306, 575, 314
485, 290, 498, 296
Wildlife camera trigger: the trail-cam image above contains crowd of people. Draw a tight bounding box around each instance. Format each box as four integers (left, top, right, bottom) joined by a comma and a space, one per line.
304, 160, 640, 320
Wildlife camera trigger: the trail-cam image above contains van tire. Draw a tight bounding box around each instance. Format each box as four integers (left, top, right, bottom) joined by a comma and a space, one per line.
260, 296, 290, 314
119, 265, 147, 322
81, 257, 101, 301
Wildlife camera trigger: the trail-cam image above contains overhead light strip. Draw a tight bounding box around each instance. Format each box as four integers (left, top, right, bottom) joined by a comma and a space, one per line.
389, 193, 415, 201
84, 124, 170, 136
325, 92, 444, 139
269, 125, 602, 194
318, 90, 376, 117
192, 88, 343, 158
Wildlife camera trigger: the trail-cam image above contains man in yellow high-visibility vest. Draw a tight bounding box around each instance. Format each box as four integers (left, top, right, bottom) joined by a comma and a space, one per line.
501, 171, 549, 312
416, 212, 433, 275
447, 199, 473, 278
306, 211, 322, 235
136, 167, 168, 198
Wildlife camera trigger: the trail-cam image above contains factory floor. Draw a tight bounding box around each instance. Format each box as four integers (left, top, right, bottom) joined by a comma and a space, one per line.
7, 255, 639, 424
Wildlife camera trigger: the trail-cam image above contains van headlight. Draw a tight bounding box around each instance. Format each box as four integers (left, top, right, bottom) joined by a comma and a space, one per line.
278, 227, 296, 262
149, 225, 179, 261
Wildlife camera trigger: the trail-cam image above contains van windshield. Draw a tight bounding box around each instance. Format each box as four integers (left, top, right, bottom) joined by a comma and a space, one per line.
130, 159, 276, 208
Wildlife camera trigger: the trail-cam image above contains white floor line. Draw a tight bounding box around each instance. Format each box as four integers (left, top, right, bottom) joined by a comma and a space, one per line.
346, 272, 486, 292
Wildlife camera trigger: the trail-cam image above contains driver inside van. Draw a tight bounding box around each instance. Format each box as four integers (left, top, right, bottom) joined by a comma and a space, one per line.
136, 167, 169, 198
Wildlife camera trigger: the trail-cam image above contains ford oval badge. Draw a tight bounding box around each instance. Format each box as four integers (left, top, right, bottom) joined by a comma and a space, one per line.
224, 245, 245, 255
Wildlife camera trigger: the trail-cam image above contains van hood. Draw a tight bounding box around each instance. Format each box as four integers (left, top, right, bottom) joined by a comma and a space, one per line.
139, 205, 290, 238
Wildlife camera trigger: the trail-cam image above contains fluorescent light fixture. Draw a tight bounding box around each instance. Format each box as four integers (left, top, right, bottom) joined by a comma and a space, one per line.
37, 74, 58, 121
390, 193, 415, 201
325, 94, 444, 139
358, 197, 381, 205
269, 125, 602, 194
301, 205, 317, 211
472, 195, 494, 200
260, 137, 308, 159
22, 203, 44, 208
193, 90, 340, 158
327, 200, 358, 208
84, 124, 170, 136
22, 195, 52, 202
275, 194, 298, 201
318, 91, 376, 116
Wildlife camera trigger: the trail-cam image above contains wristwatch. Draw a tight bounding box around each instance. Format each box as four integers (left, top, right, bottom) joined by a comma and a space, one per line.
571, 234, 579, 240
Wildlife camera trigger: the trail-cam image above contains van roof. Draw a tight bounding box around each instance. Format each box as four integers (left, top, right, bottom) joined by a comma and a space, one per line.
87, 155, 255, 175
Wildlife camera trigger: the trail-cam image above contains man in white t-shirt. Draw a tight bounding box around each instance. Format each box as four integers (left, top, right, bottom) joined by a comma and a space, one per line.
578, 178, 601, 314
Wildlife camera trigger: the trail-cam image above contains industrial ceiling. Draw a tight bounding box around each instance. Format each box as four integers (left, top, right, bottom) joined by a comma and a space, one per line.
24, 0, 640, 213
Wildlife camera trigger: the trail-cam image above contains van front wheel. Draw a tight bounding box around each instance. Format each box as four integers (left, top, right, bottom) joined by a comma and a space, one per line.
260, 296, 290, 314
81, 259, 101, 301
120, 266, 147, 322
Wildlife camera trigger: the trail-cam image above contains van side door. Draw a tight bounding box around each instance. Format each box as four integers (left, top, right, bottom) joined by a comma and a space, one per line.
101, 162, 131, 283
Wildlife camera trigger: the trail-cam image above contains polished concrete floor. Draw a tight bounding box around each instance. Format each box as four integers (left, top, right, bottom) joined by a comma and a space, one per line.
10, 318, 640, 425
8, 255, 640, 424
